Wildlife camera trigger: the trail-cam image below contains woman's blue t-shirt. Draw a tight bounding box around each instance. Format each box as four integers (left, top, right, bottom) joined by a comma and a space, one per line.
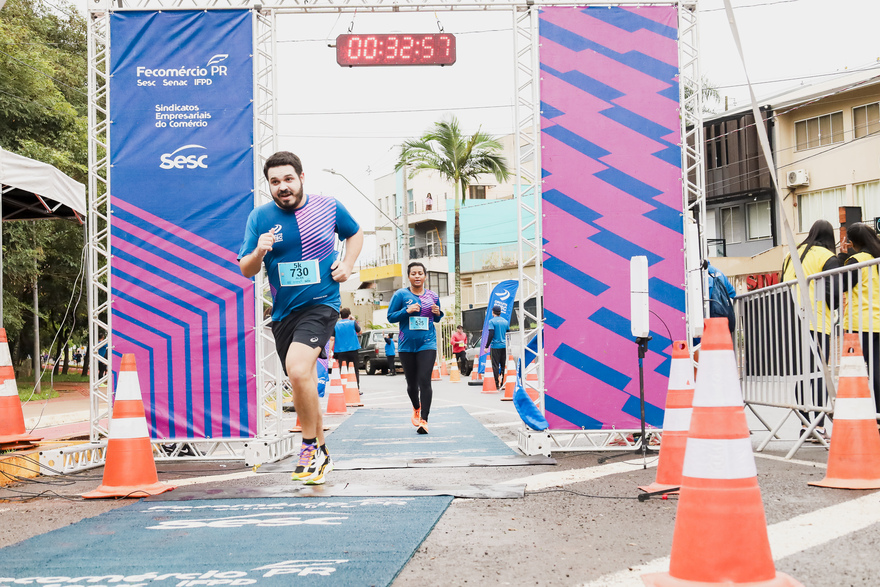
387, 288, 444, 352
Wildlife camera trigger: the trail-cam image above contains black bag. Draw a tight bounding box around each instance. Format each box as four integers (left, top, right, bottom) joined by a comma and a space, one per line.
709, 273, 735, 332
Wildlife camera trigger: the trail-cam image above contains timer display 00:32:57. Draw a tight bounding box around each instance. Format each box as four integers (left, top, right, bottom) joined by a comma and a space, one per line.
336, 33, 456, 67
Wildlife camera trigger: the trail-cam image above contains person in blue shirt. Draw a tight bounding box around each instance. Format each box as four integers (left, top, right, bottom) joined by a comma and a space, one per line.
706, 261, 736, 300
387, 261, 444, 434
384, 333, 396, 377
485, 305, 509, 390
239, 151, 363, 485
332, 307, 362, 388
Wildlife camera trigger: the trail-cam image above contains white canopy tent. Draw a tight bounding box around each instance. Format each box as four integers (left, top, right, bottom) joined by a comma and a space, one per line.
0, 147, 86, 221
0, 146, 87, 384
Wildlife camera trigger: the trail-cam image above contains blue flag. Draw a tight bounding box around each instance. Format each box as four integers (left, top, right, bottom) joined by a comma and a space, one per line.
477, 280, 519, 374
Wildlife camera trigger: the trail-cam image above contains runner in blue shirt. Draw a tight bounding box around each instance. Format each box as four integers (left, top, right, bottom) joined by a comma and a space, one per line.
384, 333, 396, 377
332, 307, 362, 388
485, 305, 509, 390
387, 262, 443, 434
239, 151, 363, 485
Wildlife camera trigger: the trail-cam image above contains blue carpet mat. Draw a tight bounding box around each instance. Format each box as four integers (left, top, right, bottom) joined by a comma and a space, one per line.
0, 496, 451, 586
328, 406, 516, 459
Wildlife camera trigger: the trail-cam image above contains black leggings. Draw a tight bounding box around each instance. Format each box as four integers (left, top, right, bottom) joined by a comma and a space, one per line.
399, 349, 436, 421
334, 350, 360, 387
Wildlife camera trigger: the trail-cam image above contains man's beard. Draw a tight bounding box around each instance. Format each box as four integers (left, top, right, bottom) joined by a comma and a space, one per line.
273, 184, 304, 210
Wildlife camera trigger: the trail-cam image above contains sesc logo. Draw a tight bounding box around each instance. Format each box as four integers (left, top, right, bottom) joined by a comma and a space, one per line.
159, 144, 209, 170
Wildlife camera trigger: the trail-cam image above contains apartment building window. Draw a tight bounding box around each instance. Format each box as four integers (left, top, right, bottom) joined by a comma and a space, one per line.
426, 228, 442, 256
795, 112, 844, 151
428, 272, 448, 296
379, 243, 392, 264
797, 187, 845, 232
720, 206, 743, 244
854, 180, 880, 222
474, 282, 489, 304
407, 189, 414, 214
746, 201, 772, 240
853, 102, 880, 139
468, 185, 486, 200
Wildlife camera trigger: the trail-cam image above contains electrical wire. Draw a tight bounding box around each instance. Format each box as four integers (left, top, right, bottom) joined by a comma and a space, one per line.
23, 238, 89, 432
281, 103, 513, 117
0, 48, 87, 97
525, 488, 647, 500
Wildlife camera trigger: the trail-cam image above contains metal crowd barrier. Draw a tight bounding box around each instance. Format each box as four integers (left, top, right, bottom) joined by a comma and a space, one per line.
734, 255, 880, 458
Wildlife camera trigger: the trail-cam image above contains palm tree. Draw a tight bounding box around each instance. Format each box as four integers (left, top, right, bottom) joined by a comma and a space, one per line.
396, 116, 511, 325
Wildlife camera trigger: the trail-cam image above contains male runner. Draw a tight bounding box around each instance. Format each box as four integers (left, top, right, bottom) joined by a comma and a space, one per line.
239, 151, 363, 485
485, 305, 509, 390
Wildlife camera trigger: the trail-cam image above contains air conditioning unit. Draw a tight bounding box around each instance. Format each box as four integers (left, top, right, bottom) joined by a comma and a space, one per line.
787, 169, 810, 188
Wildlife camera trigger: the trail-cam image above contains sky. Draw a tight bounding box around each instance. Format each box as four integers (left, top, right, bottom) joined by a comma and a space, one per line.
70, 0, 879, 262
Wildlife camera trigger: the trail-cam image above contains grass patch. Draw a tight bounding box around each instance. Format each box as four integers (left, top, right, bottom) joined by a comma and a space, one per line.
17, 385, 60, 402
16, 371, 87, 401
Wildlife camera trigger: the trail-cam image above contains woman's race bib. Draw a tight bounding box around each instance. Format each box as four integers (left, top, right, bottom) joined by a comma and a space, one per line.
409, 316, 429, 331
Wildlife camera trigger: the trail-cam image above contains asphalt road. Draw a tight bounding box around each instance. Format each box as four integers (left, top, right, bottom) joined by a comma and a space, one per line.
1, 371, 879, 586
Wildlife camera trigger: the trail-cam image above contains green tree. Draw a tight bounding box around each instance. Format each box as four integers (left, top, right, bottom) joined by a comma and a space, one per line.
0, 0, 88, 372
396, 116, 510, 325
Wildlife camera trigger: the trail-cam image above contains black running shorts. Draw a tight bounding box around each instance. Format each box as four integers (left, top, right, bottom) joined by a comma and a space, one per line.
271, 304, 339, 375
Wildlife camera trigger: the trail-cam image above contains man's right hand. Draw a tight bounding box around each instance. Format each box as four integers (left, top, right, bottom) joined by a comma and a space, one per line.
256, 231, 275, 258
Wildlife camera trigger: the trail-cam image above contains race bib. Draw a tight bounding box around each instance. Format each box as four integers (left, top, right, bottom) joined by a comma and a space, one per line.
409, 316, 429, 331
278, 260, 320, 287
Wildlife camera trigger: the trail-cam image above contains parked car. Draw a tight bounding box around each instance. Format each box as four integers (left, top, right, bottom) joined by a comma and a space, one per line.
357, 328, 402, 375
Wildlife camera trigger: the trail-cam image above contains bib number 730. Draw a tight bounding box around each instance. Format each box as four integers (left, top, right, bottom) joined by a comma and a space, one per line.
278, 260, 320, 287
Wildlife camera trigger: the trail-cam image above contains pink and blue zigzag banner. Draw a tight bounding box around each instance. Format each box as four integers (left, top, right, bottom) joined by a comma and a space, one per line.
540, 6, 685, 430
109, 11, 256, 438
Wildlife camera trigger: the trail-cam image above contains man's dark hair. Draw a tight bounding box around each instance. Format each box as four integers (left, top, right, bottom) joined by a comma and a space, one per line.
456, 325, 463, 330
340, 307, 351, 319
263, 151, 303, 180
492, 305, 502, 315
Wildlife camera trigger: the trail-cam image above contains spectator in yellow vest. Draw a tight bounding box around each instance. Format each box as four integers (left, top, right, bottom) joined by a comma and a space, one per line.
781, 219, 842, 441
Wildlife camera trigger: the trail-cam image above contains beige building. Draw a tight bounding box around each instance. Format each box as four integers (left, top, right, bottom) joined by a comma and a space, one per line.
708, 70, 880, 288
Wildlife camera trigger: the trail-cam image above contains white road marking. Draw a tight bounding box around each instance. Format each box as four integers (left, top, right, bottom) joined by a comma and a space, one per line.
502, 459, 659, 491
754, 452, 827, 469
484, 421, 525, 429
581, 488, 880, 586
170, 470, 258, 487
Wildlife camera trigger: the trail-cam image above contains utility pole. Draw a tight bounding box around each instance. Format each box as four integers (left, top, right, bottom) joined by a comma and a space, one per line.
400, 166, 409, 289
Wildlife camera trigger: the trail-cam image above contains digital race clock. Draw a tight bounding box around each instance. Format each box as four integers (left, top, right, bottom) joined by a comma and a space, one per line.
336, 33, 456, 67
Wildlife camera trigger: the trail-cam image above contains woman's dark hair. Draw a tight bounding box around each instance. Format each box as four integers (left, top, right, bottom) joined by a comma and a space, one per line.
407, 262, 427, 275
848, 223, 880, 258
784, 219, 836, 275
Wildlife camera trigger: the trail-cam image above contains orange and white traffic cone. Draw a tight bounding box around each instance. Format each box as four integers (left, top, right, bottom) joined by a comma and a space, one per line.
344, 362, 363, 407
439, 358, 448, 377
325, 363, 348, 415
82, 354, 175, 499
501, 359, 516, 401
449, 360, 461, 383
642, 318, 801, 587
431, 360, 441, 381
0, 329, 42, 446
468, 363, 482, 386
481, 361, 497, 394
810, 333, 880, 489
639, 340, 694, 494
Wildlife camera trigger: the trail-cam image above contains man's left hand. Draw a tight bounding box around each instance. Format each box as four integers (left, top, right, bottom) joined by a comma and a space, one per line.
331, 259, 353, 282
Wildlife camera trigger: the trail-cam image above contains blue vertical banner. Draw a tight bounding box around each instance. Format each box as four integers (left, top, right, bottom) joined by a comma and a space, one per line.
109, 11, 256, 439
478, 280, 520, 374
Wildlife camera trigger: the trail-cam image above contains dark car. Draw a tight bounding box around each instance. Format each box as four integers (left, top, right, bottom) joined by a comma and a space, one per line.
357, 329, 402, 375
